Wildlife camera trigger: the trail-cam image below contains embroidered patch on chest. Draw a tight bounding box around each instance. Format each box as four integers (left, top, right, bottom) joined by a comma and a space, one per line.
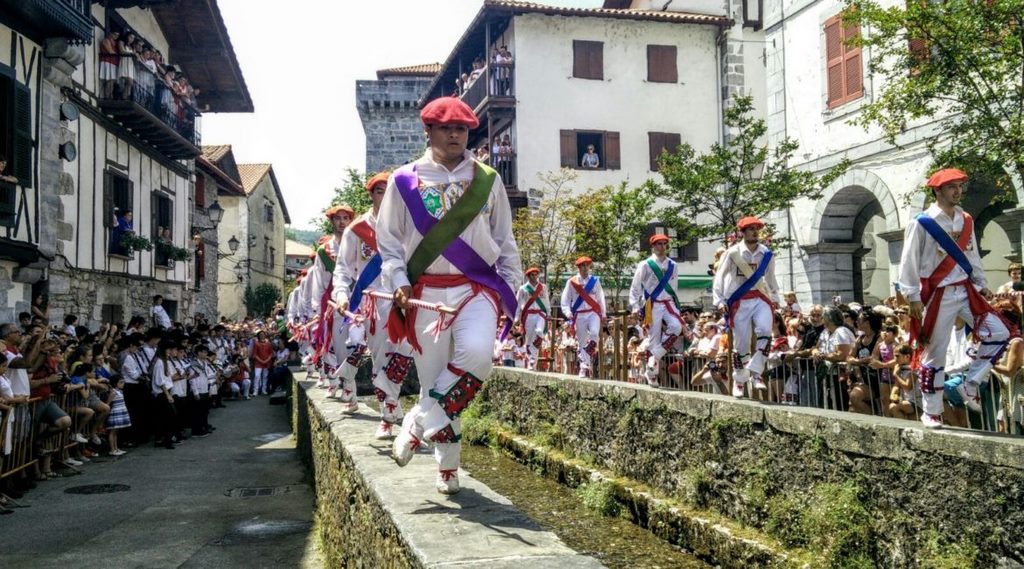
419, 182, 489, 220
736, 262, 758, 277
360, 241, 374, 260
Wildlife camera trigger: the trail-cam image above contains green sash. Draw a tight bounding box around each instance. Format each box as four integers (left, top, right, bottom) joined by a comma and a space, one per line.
647, 258, 680, 308
316, 246, 336, 274
406, 163, 496, 283
524, 283, 548, 314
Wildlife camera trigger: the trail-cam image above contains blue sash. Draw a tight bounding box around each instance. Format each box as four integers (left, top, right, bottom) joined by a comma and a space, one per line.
570, 275, 598, 318
916, 213, 972, 276
727, 250, 773, 311
346, 254, 383, 318
645, 259, 675, 302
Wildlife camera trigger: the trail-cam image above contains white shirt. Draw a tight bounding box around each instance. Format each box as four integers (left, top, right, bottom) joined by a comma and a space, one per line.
169, 359, 188, 397
3, 350, 29, 397
121, 351, 145, 384
151, 359, 173, 396
629, 255, 678, 313
818, 326, 855, 355
898, 204, 986, 303
285, 288, 300, 323
333, 211, 380, 306
515, 280, 550, 320
152, 304, 172, 329
377, 149, 522, 294
0, 374, 13, 399
560, 273, 606, 318
712, 242, 780, 308
189, 360, 214, 395
309, 236, 342, 313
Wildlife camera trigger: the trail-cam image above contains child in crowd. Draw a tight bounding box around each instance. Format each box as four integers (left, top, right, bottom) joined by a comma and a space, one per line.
105, 376, 130, 456
782, 291, 802, 317
500, 336, 515, 367
890, 344, 918, 420
513, 335, 528, 368
627, 336, 642, 383
871, 324, 898, 417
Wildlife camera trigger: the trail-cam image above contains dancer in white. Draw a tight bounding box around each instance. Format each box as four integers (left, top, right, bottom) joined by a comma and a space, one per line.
308, 205, 355, 397
379, 96, 522, 494
333, 171, 415, 436
898, 168, 1012, 427
712, 216, 780, 398
629, 234, 685, 387
560, 256, 606, 377
514, 267, 549, 370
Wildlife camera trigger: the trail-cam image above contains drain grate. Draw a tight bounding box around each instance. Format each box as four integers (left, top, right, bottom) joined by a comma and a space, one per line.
65, 484, 131, 495
225, 486, 292, 498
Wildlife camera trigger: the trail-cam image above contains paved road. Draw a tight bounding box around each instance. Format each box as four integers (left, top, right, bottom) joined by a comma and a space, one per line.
0, 393, 322, 569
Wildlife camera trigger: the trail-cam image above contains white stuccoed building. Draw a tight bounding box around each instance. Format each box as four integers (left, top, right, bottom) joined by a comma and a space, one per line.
418, 0, 769, 304
762, 0, 1020, 307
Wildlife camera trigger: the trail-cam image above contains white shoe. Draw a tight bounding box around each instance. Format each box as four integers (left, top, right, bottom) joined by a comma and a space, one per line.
751, 376, 768, 391
392, 428, 422, 467
63, 457, 83, 466
732, 381, 746, 398
381, 401, 402, 424
110, 449, 126, 457
920, 413, 943, 429
73, 433, 89, 444
956, 382, 982, 413
326, 386, 337, 399
90, 435, 103, 446
341, 400, 359, 413
436, 470, 461, 495
374, 422, 394, 440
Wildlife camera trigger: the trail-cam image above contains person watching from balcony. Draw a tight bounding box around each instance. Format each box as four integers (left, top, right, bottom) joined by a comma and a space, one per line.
0, 154, 18, 185
110, 208, 133, 256
117, 31, 137, 100
137, 47, 158, 105
581, 144, 600, 169
468, 58, 485, 86
493, 46, 513, 94
99, 30, 120, 99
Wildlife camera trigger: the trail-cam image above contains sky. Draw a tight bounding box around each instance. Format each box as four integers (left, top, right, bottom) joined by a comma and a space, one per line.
202, 0, 604, 230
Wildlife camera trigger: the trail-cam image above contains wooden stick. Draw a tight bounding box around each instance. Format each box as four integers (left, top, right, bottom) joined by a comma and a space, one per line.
367, 290, 458, 315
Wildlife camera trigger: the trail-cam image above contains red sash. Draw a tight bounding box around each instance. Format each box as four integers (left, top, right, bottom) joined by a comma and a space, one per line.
571, 277, 603, 318
519, 283, 546, 329
349, 218, 377, 252
912, 215, 974, 347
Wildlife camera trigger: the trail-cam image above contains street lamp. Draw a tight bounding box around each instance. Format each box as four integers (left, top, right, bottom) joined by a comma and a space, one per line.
233, 261, 246, 282
207, 201, 224, 225
218, 235, 240, 259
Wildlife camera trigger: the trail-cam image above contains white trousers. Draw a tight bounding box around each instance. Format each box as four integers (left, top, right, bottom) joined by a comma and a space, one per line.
523, 313, 546, 369
732, 297, 774, 382
331, 322, 365, 402
405, 283, 498, 471
321, 314, 350, 373
252, 367, 269, 395
574, 311, 601, 371
920, 284, 1009, 416
641, 301, 684, 374
367, 296, 413, 422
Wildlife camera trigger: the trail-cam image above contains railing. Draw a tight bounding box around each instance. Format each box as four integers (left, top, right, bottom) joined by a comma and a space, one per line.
490, 151, 516, 189
1, 391, 87, 484
460, 62, 515, 112
99, 54, 201, 147
498, 313, 1024, 436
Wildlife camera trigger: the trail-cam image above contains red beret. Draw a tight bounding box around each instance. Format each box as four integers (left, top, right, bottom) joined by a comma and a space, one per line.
365, 171, 391, 192
525, 267, 540, 276
649, 234, 670, 246
325, 204, 354, 219
420, 97, 479, 129
575, 256, 593, 267
737, 216, 765, 232
926, 168, 968, 189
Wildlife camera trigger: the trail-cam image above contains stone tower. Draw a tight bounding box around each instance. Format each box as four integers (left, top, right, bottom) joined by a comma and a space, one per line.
356, 63, 441, 174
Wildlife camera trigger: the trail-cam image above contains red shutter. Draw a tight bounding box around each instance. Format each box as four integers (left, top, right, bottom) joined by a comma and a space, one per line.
604, 132, 620, 170
825, 16, 844, 108
195, 175, 206, 207
560, 130, 577, 168
843, 23, 863, 100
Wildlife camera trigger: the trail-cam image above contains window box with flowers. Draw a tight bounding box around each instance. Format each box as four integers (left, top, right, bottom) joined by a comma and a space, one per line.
114, 232, 153, 258
155, 239, 192, 269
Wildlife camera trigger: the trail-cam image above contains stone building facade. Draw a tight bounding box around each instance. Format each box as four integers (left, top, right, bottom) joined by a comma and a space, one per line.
356, 64, 439, 174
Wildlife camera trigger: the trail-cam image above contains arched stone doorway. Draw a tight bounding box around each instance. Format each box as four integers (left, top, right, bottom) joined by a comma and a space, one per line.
802, 170, 901, 305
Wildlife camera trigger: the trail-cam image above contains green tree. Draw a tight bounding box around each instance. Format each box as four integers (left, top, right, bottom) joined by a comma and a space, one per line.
314, 168, 375, 234
645, 95, 848, 243
244, 283, 281, 318
565, 183, 655, 302
845, 0, 1024, 185
511, 169, 580, 291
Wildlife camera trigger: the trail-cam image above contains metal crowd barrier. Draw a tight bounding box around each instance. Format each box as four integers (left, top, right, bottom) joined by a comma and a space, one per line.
0, 398, 39, 481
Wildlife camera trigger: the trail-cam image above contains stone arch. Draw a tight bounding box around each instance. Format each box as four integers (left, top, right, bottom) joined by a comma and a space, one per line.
807, 169, 900, 245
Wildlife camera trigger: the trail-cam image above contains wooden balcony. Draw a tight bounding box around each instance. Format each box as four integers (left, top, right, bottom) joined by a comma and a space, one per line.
0, 0, 94, 43
460, 63, 515, 115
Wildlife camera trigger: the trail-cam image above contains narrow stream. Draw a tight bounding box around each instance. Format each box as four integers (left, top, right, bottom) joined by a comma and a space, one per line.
461, 444, 709, 569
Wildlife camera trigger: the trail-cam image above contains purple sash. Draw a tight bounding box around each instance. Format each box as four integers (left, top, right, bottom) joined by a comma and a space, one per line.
393, 165, 518, 337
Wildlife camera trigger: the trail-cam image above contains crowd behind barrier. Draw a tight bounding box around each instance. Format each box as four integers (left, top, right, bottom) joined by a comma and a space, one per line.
494, 292, 1024, 437
0, 300, 299, 514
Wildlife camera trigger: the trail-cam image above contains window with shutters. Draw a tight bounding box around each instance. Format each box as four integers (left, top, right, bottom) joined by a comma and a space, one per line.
639, 223, 697, 262
0, 70, 14, 226
824, 15, 863, 109
648, 132, 681, 172
194, 174, 206, 208
559, 130, 620, 170
572, 40, 604, 80
105, 170, 134, 255
647, 45, 678, 83
152, 191, 173, 266
0, 69, 33, 193
264, 203, 274, 224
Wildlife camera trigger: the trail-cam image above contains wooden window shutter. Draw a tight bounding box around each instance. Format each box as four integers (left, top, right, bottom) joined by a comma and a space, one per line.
573, 41, 603, 80
604, 132, 621, 170
103, 172, 114, 227
195, 175, 205, 207
647, 45, 677, 83
843, 23, 863, 100
665, 133, 681, 153
12, 82, 33, 188
560, 130, 577, 168
573, 41, 588, 78
648, 132, 664, 171
590, 42, 603, 80
824, 16, 844, 108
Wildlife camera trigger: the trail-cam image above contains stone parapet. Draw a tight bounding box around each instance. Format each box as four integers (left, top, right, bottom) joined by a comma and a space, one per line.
478, 368, 1024, 568
291, 377, 603, 568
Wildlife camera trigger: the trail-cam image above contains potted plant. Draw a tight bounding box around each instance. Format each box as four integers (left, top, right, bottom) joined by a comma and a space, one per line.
118, 232, 153, 256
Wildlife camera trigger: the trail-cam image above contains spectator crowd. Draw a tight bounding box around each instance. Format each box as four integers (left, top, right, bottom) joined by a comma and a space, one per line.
494, 263, 1024, 437
0, 298, 296, 514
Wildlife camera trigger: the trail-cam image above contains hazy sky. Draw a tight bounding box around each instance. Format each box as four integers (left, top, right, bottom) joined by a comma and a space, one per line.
202, 0, 603, 230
